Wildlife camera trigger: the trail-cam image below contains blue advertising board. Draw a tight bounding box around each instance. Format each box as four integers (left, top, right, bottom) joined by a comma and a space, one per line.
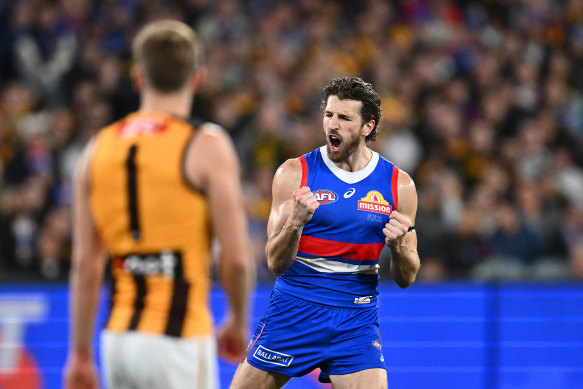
0, 282, 582, 389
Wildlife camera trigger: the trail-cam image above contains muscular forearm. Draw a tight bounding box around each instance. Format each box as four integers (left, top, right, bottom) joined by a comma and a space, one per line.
389, 244, 420, 289
220, 254, 254, 323
266, 218, 304, 276
70, 258, 104, 355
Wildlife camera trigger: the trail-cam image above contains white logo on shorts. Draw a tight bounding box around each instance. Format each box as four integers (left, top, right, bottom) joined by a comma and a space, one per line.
354, 296, 372, 304
253, 345, 294, 367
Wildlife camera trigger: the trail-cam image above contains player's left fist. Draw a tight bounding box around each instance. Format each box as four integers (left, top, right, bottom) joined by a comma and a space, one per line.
383, 210, 412, 247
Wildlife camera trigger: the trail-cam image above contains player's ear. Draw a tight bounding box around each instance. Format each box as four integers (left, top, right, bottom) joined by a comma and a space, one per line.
191, 67, 205, 94
362, 120, 375, 137
130, 65, 144, 93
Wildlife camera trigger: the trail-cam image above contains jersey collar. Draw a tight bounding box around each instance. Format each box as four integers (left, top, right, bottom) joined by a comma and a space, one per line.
319, 146, 379, 184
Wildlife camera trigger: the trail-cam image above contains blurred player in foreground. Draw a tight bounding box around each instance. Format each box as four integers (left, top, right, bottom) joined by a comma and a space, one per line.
231, 76, 420, 389
64, 20, 254, 389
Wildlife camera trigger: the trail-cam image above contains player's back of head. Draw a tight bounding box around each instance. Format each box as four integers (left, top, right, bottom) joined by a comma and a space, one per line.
133, 20, 203, 93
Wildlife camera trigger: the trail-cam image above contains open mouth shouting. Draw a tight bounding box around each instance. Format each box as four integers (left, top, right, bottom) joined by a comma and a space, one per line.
328, 134, 342, 152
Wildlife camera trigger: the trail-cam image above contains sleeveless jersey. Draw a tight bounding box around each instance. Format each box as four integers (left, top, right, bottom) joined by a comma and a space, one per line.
274, 146, 399, 308
90, 111, 212, 338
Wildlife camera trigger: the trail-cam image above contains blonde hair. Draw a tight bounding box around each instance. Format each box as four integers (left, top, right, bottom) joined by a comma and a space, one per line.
133, 20, 203, 92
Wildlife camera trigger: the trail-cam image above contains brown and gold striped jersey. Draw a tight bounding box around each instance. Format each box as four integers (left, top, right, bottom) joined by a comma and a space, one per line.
89, 111, 212, 338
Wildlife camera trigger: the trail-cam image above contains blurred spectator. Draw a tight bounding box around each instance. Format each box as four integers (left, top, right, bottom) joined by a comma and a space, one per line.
13, 0, 77, 105
37, 205, 70, 279
515, 181, 564, 257
488, 200, 543, 264
553, 147, 583, 210
414, 181, 450, 281
0, 0, 583, 281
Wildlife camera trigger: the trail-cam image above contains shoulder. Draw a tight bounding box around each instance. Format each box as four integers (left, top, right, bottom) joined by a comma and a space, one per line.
196, 122, 231, 144
271, 157, 304, 198
287, 147, 322, 175
275, 158, 303, 183
183, 122, 239, 189
198, 121, 227, 136
397, 168, 416, 194
395, 168, 417, 217
74, 137, 98, 190
188, 122, 235, 160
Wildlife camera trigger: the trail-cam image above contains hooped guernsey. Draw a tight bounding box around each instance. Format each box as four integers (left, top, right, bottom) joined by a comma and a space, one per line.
274, 146, 399, 308
90, 111, 213, 338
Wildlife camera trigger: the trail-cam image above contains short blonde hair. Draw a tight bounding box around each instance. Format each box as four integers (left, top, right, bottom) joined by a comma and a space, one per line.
133, 20, 203, 92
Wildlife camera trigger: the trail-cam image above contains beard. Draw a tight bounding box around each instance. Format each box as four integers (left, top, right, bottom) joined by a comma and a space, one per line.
326, 132, 362, 163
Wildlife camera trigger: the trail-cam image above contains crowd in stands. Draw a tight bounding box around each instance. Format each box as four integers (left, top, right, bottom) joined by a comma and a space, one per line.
1, 0, 583, 282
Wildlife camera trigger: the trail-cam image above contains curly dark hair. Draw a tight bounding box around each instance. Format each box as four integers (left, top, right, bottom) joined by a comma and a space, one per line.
320, 76, 382, 142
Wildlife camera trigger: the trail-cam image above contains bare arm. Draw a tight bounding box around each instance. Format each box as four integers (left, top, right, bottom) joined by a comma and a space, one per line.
185, 124, 254, 360
66, 139, 108, 388
383, 170, 421, 288
265, 159, 319, 275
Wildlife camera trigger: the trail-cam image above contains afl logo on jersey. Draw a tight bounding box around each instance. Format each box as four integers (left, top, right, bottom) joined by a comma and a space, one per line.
358, 191, 392, 215
314, 190, 338, 204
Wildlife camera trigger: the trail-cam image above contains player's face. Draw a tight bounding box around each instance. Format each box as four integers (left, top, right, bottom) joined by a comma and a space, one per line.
323, 96, 366, 162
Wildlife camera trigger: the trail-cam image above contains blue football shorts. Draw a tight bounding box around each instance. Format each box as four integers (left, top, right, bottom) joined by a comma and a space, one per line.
245, 290, 386, 383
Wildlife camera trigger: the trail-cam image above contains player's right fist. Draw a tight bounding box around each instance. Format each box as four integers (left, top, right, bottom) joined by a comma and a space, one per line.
292, 186, 320, 224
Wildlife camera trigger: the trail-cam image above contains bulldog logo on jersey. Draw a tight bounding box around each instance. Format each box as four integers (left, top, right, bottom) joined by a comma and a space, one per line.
358, 191, 392, 215
314, 190, 338, 204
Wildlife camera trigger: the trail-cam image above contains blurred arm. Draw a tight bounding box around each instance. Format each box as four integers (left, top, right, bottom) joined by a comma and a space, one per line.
185, 124, 254, 360
66, 139, 108, 388
69, 139, 108, 356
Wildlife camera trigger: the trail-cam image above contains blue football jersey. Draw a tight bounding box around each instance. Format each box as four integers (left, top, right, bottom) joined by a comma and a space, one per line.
274, 146, 399, 308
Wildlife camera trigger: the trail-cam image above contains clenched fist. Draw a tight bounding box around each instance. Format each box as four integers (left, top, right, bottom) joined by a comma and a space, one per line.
291, 186, 320, 225
383, 210, 413, 247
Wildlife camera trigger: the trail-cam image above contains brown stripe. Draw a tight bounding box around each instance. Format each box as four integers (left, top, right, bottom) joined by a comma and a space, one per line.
126, 144, 141, 240
164, 253, 190, 337
128, 274, 147, 331
105, 271, 117, 329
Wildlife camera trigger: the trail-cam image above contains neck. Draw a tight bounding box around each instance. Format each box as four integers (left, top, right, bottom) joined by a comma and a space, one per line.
139, 87, 193, 118
332, 144, 373, 172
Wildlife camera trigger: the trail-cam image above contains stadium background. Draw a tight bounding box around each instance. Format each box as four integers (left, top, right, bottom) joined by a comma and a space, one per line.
0, 0, 582, 388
